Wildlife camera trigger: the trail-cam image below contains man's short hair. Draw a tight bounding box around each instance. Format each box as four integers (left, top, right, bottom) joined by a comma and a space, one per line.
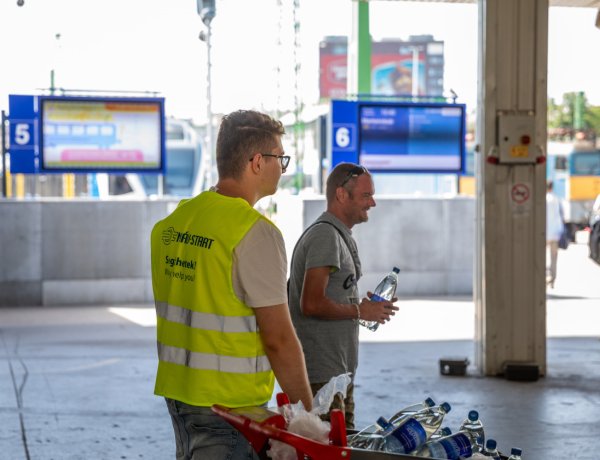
216, 110, 285, 179
326, 162, 370, 202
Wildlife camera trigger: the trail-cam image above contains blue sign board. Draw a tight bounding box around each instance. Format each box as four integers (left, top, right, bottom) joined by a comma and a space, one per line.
8, 95, 38, 173
7, 94, 166, 175
330, 99, 467, 174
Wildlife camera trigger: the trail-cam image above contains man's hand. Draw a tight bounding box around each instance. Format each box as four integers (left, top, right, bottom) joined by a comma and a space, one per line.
358, 292, 399, 324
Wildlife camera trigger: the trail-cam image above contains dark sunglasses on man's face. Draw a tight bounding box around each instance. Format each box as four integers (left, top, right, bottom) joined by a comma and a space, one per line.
339, 165, 367, 188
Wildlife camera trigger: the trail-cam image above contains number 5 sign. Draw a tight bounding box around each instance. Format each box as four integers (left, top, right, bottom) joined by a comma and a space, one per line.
8, 94, 38, 173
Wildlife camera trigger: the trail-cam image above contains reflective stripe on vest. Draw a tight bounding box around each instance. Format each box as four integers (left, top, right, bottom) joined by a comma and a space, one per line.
156, 301, 257, 333
157, 342, 271, 374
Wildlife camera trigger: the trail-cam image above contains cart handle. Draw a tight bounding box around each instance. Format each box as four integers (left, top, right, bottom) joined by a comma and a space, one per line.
212, 404, 355, 459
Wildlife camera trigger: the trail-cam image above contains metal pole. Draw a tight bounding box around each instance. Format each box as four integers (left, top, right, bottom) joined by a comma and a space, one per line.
1, 111, 7, 198
206, 22, 214, 187
411, 48, 419, 97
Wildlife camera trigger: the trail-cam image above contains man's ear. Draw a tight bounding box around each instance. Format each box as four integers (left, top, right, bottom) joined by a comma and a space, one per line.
335, 186, 347, 202
249, 153, 261, 173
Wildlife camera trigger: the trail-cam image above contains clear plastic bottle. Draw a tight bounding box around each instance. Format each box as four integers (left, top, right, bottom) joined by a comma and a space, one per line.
413, 429, 480, 459
430, 427, 452, 440
389, 397, 436, 425
359, 266, 400, 332
507, 447, 523, 459
346, 421, 384, 450
458, 409, 485, 452
482, 439, 501, 459
348, 397, 435, 450
377, 401, 451, 454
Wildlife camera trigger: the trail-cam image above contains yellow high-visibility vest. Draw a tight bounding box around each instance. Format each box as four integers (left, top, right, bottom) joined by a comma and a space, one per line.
150, 191, 276, 407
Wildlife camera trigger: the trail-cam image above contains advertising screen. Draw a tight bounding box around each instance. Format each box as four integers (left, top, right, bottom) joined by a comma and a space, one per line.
358, 104, 464, 172
40, 96, 165, 173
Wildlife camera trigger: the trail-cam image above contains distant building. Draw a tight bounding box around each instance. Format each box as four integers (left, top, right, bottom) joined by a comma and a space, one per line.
319, 35, 444, 99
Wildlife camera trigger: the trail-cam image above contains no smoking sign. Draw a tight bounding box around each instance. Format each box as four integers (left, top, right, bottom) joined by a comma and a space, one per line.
511, 183, 530, 204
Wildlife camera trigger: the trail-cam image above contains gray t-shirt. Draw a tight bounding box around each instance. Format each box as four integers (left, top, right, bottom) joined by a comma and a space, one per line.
288, 212, 361, 383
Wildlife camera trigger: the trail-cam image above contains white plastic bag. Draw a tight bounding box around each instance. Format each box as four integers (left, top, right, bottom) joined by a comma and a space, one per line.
267, 373, 352, 460
311, 372, 352, 416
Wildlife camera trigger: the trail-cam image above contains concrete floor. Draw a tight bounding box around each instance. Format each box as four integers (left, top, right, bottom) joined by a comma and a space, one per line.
1, 241, 599, 459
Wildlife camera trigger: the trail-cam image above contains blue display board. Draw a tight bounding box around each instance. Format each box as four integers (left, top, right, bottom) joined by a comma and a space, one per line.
331, 99, 466, 173
8, 95, 38, 173
8, 94, 166, 174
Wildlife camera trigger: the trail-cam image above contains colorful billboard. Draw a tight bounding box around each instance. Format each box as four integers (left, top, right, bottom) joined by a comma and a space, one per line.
319, 37, 444, 99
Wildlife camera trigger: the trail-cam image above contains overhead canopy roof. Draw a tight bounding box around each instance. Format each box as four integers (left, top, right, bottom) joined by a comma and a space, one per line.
385, 0, 600, 6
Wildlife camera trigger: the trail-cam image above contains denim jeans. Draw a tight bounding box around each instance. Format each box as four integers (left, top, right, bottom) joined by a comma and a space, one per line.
165, 398, 260, 460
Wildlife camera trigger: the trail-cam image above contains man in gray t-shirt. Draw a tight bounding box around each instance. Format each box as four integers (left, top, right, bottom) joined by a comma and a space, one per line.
288, 163, 397, 429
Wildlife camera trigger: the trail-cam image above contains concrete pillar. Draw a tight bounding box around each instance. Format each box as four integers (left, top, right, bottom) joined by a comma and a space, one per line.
475, 0, 548, 376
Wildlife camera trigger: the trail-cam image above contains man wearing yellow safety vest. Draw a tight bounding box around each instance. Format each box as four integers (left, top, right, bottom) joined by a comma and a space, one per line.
150, 110, 313, 460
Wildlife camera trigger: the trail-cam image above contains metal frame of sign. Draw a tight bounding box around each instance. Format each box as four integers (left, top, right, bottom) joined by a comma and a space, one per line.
330, 98, 466, 174
8, 94, 166, 175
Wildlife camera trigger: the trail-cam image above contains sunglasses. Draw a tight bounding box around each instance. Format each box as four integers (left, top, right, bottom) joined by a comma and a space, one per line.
339, 165, 367, 188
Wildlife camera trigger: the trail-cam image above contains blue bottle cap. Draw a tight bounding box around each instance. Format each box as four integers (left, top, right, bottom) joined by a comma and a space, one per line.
425, 397, 435, 407
392, 267, 400, 273
441, 402, 451, 412
468, 410, 479, 421
486, 439, 497, 449
440, 427, 452, 436
511, 447, 522, 455
376, 416, 392, 430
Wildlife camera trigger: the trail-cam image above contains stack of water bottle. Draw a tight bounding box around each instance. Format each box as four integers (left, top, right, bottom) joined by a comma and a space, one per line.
347, 398, 523, 459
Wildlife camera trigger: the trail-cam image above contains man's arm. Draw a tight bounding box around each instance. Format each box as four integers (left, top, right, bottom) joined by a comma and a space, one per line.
254, 303, 313, 411
301, 266, 397, 322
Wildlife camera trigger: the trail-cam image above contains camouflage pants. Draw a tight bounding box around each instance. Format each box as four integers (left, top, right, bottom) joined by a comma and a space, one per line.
310, 381, 355, 430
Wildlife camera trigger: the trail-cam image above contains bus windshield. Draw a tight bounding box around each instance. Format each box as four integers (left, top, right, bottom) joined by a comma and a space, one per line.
571, 151, 600, 176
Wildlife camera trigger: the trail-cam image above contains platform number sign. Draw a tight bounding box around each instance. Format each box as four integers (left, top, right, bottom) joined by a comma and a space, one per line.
8, 95, 38, 173
12, 122, 34, 147
333, 124, 355, 151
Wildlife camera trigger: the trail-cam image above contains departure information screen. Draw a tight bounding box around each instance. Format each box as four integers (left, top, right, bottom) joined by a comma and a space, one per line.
40, 97, 165, 173
358, 104, 464, 172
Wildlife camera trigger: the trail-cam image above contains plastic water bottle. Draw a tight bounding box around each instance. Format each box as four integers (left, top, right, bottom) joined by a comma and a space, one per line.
359, 267, 400, 332
389, 397, 436, 425
430, 427, 452, 440
482, 439, 501, 459
458, 410, 485, 451
348, 397, 435, 450
347, 422, 384, 450
377, 401, 451, 454
507, 447, 523, 459
413, 430, 481, 459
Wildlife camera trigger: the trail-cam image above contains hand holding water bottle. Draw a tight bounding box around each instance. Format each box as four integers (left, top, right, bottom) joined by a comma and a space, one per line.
359, 267, 400, 331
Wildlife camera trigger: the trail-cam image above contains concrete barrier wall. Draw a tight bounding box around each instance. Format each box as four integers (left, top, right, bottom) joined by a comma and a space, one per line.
273, 195, 475, 298
0, 199, 178, 306
0, 196, 475, 306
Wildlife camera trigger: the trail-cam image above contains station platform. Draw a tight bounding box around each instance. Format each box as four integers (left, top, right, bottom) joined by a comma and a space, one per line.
1, 242, 599, 459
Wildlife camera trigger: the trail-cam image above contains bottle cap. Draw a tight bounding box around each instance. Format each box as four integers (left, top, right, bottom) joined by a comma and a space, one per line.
439, 427, 452, 437
425, 397, 435, 407
511, 447, 522, 455
376, 416, 392, 430
440, 402, 451, 413
468, 410, 479, 421
392, 267, 400, 273
486, 439, 497, 449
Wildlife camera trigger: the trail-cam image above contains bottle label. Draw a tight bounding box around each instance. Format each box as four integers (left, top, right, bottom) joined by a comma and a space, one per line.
389, 418, 427, 453
437, 433, 473, 458
370, 294, 386, 302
